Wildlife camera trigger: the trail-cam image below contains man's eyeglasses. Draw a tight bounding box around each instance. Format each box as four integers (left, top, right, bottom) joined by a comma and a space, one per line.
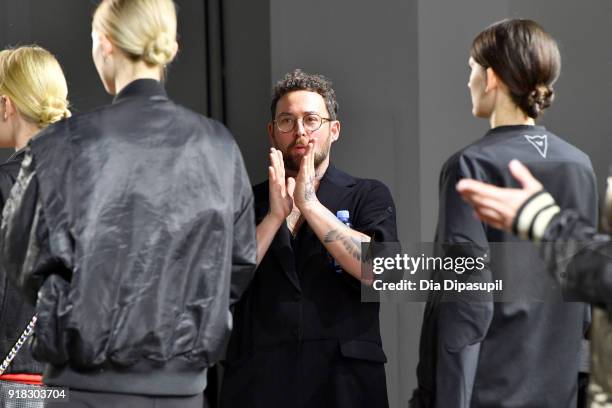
274, 113, 333, 133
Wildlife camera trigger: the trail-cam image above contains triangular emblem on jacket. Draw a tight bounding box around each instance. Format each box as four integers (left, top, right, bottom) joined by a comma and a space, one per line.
524, 134, 548, 158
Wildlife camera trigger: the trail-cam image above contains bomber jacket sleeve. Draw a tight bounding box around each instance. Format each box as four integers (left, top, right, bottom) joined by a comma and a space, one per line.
516, 191, 612, 306
430, 155, 493, 408
229, 143, 256, 305
0, 148, 59, 306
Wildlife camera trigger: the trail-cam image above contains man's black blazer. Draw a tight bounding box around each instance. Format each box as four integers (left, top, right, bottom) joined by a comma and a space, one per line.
221, 165, 398, 407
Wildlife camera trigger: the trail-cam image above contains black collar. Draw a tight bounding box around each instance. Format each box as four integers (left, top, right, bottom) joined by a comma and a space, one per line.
113, 79, 168, 104
7, 147, 26, 163
485, 124, 546, 137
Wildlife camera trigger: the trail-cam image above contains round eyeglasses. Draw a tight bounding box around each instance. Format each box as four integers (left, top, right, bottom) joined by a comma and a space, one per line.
274, 113, 333, 133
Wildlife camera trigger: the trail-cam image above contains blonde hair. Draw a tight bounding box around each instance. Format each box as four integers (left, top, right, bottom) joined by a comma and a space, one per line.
0, 46, 70, 128
93, 0, 177, 66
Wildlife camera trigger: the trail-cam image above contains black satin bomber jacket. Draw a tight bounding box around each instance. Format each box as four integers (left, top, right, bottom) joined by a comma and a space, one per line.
0, 79, 256, 395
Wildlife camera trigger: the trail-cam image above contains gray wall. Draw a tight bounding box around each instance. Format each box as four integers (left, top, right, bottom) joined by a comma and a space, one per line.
222, 0, 272, 180
0, 0, 213, 161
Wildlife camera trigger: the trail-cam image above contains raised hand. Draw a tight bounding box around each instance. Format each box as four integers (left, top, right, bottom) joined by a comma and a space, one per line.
268, 148, 295, 222
456, 159, 543, 231
293, 143, 319, 211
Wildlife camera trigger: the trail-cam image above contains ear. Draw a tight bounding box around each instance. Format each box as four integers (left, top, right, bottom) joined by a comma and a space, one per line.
170, 41, 179, 61
267, 122, 276, 146
98, 31, 115, 57
330, 120, 340, 143
485, 67, 499, 93
1, 96, 16, 121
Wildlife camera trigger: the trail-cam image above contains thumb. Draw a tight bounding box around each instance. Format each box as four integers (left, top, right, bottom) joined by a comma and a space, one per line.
286, 177, 296, 198
509, 159, 542, 191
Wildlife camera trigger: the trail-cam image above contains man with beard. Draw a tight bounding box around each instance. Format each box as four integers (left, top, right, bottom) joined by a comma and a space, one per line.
220, 69, 398, 408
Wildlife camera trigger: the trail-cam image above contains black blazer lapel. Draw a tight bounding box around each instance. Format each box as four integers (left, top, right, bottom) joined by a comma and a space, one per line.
270, 224, 301, 292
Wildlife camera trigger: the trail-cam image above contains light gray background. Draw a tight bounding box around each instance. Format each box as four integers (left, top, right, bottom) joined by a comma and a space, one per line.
2, 1, 612, 407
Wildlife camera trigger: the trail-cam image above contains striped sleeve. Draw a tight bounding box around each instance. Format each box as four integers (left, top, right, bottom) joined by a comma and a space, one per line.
512, 190, 561, 243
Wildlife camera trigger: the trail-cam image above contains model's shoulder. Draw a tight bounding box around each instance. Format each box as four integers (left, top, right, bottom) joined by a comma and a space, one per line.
173, 105, 238, 144
437, 139, 503, 184
28, 118, 72, 149
545, 131, 592, 165
439, 147, 473, 177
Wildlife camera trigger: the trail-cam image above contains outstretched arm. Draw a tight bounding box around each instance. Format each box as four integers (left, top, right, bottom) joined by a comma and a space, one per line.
457, 159, 612, 304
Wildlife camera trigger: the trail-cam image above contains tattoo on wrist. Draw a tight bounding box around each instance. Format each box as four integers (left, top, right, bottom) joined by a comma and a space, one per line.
304, 176, 316, 202
324, 229, 363, 262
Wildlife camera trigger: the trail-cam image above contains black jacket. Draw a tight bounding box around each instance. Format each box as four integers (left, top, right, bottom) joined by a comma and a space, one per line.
0, 149, 44, 375
518, 200, 612, 400
221, 165, 398, 408
538, 210, 612, 307
413, 125, 597, 408
0, 79, 256, 395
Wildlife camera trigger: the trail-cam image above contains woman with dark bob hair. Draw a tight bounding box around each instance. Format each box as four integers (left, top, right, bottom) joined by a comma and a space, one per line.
0, 0, 256, 407
412, 19, 598, 408
457, 26, 612, 408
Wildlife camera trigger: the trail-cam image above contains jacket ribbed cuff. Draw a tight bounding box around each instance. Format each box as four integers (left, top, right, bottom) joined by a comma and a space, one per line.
512, 190, 560, 243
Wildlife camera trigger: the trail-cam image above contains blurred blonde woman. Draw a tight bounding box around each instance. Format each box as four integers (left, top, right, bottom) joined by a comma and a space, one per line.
0, 45, 70, 408
0, 0, 255, 407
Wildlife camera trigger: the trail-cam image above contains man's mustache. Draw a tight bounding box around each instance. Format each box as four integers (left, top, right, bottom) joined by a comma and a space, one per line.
290, 136, 311, 148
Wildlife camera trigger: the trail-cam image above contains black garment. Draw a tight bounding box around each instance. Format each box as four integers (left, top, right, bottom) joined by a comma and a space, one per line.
539, 209, 612, 305
220, 165, 398, 408
0, 79, 256, 396
519, 201, 612, 401
0, 149, 43, 375
413, 125, 597, 407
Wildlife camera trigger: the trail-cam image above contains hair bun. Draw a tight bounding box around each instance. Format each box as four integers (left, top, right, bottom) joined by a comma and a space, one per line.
143, 31, 174, 66
524, 85, 554, 119
39, 97, 71, 127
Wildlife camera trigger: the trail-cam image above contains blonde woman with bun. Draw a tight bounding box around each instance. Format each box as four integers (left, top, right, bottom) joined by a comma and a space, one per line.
0, 46, 70, 150
91, 0, 178, 94
0, 1, 255, 407
0, 45, 69, 407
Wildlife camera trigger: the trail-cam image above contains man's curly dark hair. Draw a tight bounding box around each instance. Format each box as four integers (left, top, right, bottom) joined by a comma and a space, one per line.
270, 69, 339, 120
